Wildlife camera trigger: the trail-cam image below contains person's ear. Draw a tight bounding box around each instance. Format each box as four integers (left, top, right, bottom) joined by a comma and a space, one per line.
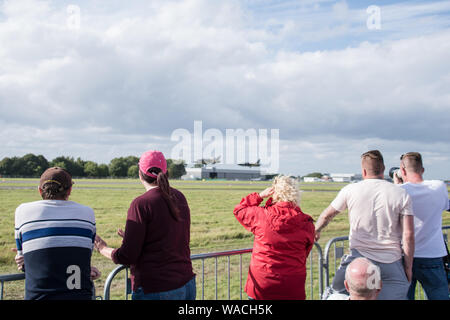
362, 168, 367, 178
65, 187, 72, 200
38, 186, 43, 197
401, 166, 407, 176
344, 280, 349, 292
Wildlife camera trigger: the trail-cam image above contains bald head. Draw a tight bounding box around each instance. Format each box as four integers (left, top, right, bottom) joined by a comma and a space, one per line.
361, 150, 385, 177
344, 257, 381, 300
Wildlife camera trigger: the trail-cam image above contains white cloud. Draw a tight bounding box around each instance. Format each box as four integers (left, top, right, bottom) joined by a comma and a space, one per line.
0, 0, 449, 178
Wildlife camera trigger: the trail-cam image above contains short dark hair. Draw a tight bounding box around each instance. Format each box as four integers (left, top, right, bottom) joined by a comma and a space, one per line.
361, 150, 385, 176
401, 152, 423, 174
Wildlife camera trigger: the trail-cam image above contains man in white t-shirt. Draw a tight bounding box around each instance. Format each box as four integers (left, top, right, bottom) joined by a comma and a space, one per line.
315, 150, 415, 300
394, 152, 449, 300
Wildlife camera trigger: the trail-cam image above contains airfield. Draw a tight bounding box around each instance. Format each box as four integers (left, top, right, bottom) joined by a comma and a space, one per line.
1, 178, 448, 299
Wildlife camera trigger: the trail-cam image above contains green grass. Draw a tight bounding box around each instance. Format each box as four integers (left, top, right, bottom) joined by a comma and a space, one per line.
0, 179, 448, 300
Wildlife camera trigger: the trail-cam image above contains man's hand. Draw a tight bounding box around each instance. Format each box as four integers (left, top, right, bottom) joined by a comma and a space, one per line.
259, 187, 274, 199
404, 266, 413, 283
11, 248, 24, 271
90, 266, 101, 281
314, 230, 321, 242
94, 235, 108, 252
117, 229, 125, 238
393, 172, 403, 185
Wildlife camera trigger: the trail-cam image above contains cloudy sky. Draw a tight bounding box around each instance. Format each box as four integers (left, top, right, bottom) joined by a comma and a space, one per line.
1, 0, 450, 178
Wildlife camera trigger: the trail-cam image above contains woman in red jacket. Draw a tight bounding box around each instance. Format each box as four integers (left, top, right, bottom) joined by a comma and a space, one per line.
234, 175, 315, 300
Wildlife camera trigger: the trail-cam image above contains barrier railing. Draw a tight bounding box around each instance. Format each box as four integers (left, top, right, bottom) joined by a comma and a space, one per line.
0, 273, 25, 300
103, 248, 253, 300
322, 225, 450, 300
103, 243, 324, 300
1, 226, 447, 300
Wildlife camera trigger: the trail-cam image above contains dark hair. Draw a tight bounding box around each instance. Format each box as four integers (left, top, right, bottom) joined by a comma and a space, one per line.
140, 168, 181, 221
361, 150, 385, 176
41, 182, 71, 200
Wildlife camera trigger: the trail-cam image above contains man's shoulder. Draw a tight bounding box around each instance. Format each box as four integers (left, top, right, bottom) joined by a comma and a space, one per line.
402, 180, 446, 192
15, 200, 45, 214
65, 200, 94, 211
423, 180, 446, 189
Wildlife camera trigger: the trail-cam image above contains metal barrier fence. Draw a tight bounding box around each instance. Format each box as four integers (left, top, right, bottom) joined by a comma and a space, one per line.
0, 273, 25, 300
322, 225, 450, 300
103, 243, 323, 300
1, 226, 447, 300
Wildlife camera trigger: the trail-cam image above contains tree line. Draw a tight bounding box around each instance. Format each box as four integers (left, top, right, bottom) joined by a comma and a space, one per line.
0, 154, 186, 179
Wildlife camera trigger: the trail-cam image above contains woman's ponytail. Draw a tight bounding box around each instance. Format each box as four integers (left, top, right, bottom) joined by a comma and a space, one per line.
156, 171, 181, 221
141, 167, 181, 221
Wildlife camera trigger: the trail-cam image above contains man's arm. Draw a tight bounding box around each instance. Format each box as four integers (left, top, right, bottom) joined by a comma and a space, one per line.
314, 205, 340, 241
401, 215, 415, 282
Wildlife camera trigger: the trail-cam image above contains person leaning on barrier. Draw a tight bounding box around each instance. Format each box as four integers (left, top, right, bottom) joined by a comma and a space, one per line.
315, 150, 415, 300
94, 150, 196, 300
233, 175, 315, 300
394, 152, 450, 300
14, 167, 101, 300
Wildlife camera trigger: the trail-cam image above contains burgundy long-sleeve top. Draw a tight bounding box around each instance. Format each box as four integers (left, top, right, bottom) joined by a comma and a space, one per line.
112, 187, 195, 293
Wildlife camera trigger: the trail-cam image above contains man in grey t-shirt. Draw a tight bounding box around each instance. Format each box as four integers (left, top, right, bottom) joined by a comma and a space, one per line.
315, 150, 415, 300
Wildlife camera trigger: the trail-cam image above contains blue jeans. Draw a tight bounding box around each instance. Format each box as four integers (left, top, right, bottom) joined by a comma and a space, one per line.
407, 257, 449, 300
132, 277, 196, 300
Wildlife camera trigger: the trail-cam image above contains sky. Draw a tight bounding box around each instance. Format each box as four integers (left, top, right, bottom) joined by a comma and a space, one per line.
0, 0, 450, 179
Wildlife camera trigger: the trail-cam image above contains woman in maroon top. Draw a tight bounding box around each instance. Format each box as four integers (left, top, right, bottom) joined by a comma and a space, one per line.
234, 175, 315, 300
94, 150, 195, 300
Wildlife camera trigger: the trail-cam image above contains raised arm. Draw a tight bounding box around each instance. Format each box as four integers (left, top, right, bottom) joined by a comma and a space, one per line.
314, 205, 341, 241
233, 187, 273, 234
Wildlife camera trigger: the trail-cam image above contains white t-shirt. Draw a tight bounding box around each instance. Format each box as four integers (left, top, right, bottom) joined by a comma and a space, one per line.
399, 180, 449, 258
331, 179, 413, 264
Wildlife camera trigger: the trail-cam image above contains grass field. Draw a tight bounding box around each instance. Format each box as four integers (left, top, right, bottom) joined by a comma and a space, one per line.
1, 178, 449, 300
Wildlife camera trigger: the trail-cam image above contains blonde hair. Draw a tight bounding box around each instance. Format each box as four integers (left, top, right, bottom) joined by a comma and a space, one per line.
272, 175, 301, 205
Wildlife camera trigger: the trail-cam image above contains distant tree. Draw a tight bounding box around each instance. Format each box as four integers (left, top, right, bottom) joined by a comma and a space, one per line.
304, 172, 323, 179
0, 157, 14, 176
21, 154, 49, 177
127, 165, 139, 178
0, 154, 49, 177
124, 156, 139, 168
97, 164, 109, 177
109, 156, 138, 177
84, 161, 100, 177
109, 157, 128, 177
167, 160, 186, 179
50, 156, 84, 177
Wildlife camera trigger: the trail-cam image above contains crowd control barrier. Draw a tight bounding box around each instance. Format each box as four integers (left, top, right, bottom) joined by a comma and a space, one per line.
1, 226, 448, 300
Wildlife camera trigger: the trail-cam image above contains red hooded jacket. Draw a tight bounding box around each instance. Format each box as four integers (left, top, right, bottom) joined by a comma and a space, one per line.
234, 192, 315, 300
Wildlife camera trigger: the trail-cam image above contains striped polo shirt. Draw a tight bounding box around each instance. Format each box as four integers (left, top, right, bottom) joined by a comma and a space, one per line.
15, 200, 96, 300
